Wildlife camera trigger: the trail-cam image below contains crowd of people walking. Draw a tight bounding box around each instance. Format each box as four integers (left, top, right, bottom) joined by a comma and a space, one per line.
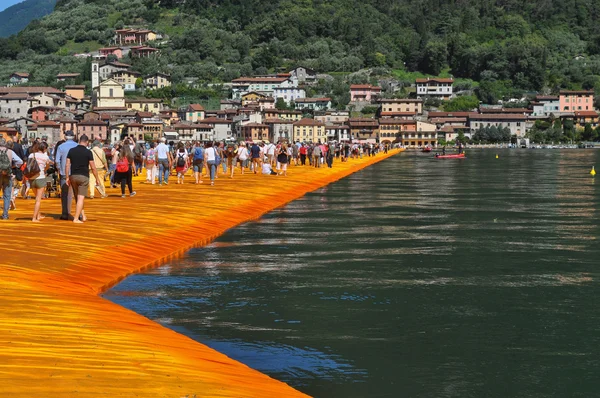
0, 133, 389, 223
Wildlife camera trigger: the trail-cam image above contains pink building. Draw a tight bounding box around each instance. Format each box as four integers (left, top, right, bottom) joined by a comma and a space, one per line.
78, 120, 108, 141
350, 84, 382, 102
98, 47, 123, 59
559, 90, 594, 112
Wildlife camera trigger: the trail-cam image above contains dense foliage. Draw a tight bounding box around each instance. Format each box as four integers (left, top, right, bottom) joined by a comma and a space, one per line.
0, 0, 56, 38
0, 0, 599, 105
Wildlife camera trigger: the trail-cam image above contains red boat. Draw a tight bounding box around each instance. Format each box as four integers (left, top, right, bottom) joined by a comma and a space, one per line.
422, 146, 432, 153
435, 153, 466, 159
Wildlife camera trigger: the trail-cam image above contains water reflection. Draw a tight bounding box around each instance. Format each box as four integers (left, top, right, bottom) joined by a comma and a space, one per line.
106, 149, 600, 398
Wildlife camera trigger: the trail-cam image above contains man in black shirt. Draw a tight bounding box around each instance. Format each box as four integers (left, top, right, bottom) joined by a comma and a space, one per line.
65, 134, 100, 224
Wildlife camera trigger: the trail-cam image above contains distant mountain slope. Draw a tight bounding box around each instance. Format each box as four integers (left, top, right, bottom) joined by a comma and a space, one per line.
0, 0, 57, 37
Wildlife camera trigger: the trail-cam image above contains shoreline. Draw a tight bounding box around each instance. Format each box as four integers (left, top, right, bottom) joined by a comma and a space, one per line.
0, 149, 401, 397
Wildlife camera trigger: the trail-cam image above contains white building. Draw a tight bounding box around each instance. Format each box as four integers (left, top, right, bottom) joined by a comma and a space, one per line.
273, 86, 306, 105
415, 78, 454, 100
231, 75, 299, 100
294, 98, 331, 111
531, 95, 560, 117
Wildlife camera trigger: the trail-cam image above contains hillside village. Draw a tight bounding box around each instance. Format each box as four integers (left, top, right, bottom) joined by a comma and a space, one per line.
0, 26, 598, 147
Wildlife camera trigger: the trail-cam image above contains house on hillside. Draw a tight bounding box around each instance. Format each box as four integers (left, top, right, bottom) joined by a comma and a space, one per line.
78, 120, 108, 141
125, 98, 163, 113
378, 98, 423, 117
347, 118, 379, 142
294, 98, 332, 111
144, 72, 171, 89
289, 66, 317, 83
415, 78, 454, 100
98, 61, 131, 81
559, 90, 594, 112
9, 72, 29, 85
98, 47, 124, 59
468, 113, 528, 137
241, 123, 270, 142
0, 93, 35, 120
186, 104, 205, 122
112, 70, 141, 92
350, 85, 381, 103
130, 46, 159, 58
114, 29, 158, 45
65, 85, 86, 101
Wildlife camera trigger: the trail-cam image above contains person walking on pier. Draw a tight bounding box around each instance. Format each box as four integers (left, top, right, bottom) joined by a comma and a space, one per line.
65, 134, 101, 224
205, 142, 219, 185
114, 144, 136, 197
90, 141, 108, 199
191, 142, 205, 184
28, 141, 51, 222
55, 130, 77, 221
237, 142, 249, 175
175, 142, 189, 184
250, 142, 261, 174
0, 138, 23, 220
156, 138, 172, 185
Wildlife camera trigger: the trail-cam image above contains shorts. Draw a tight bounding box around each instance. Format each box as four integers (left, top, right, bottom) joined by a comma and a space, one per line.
193, 159, 203, 173
69, 175, 89, 197
31, 178, 46, 189
277, 162, 287, 171
238, 158, 248, 167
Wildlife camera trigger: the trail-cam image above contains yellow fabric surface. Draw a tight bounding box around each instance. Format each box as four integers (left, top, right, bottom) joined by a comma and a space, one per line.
0, 149, 401, 396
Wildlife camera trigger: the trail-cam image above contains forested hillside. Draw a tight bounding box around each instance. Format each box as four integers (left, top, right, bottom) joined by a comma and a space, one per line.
0, 0, 599, 104
0, 0, 56, 37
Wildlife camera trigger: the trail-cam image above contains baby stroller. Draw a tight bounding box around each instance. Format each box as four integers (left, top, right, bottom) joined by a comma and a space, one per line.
44, 165, 60, 198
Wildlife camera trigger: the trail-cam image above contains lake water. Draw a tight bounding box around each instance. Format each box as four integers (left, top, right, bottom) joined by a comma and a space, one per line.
105, 149, 600, 397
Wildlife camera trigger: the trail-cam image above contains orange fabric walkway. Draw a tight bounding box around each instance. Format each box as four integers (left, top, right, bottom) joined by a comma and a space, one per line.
0, 149, 401, 396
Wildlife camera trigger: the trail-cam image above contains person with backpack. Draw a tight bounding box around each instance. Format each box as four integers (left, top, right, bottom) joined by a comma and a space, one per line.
114, 144, 136, 198
145, 142, 158, 184
174, 142, 189, 184
191, 141, 205, 184
27, 141, 51, 222
0, 138, 23, 220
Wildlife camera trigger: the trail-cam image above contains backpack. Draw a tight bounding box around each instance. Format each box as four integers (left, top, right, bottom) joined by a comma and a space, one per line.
146, 149, 155, 165
177, 152, 186, 167
23, 154, 41, 180
194, 147, 204, 161
0, 149, 11, 176
116, 157, 129, 173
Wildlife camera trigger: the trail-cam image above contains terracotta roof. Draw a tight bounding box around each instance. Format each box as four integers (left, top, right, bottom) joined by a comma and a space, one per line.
1, 93, 30, 100
106, 61, 131, 68
415, 78, 454, 84
574, 111, 599, 117
294, 118, 325, 127
469, 113, 527, 120
187, 104, 205, 111
429, 117, 468, 123
380, 112, 417, 117
126, 122, 143, 128
347, 118, 379, 127
172, 123, 194, 129
136, 111, 154, 118
295, 97, 331, 103
35, 121, 60, 127
192, 123, 213, 129
57, 73, 81, 78
11, 72, 29, 78
428, 111, 473, 118
378, 118, 416, 125
202, 117, 233, 124
0, 87, 63, 95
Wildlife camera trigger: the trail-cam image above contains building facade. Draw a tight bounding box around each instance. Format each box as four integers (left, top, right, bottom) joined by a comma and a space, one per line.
415, 78, 454, 100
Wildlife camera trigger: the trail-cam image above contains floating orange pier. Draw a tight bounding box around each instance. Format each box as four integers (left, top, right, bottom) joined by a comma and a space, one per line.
0, 150, 401, 396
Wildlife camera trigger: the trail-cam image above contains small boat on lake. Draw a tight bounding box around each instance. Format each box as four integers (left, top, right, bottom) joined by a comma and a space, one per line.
435, 153, 466, 159
422, 146, 432, 153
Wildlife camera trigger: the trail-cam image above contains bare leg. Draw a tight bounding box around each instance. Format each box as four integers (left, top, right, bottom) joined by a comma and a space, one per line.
32, 188, 44, 222
73, 195, 85, 223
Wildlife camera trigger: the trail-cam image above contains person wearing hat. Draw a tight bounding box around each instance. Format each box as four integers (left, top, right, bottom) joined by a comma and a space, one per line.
0, 138, 23, 220
89, 140, 108, 199
55, 130, 78, 220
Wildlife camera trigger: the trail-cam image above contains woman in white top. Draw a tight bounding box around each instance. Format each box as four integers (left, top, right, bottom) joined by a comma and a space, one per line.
205, 142, 219, 185
236, 142, 249, 175
28, 141, 51, 222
